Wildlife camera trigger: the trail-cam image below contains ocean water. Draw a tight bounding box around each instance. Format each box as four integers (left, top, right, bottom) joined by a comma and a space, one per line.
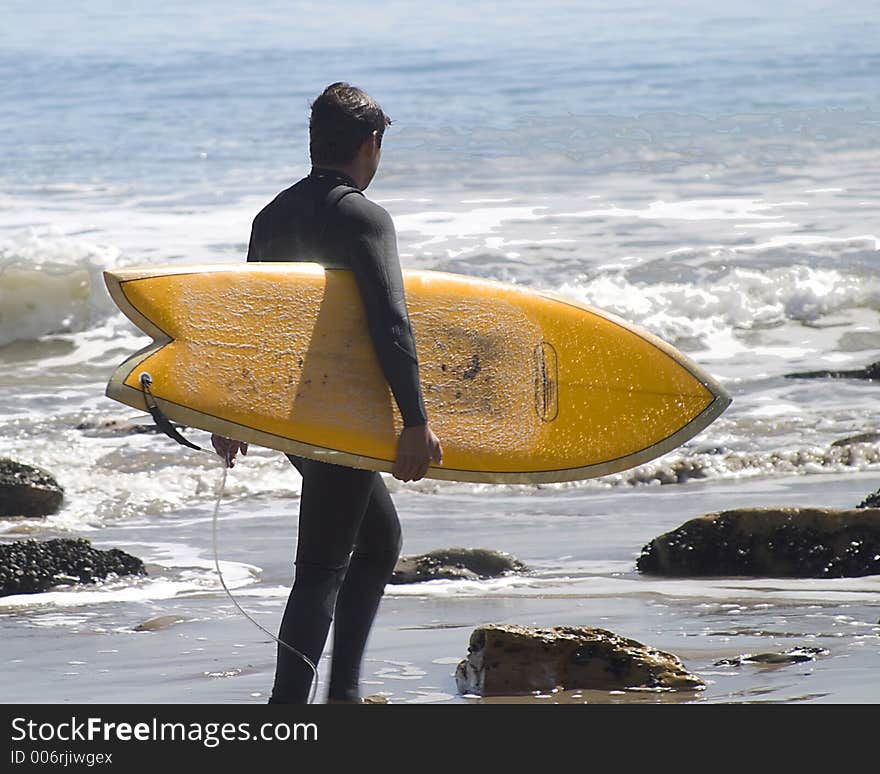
1, 0, 879, 704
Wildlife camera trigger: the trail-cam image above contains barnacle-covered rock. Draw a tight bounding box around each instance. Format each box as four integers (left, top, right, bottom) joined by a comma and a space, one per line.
0, 538, 146, 596
391, 548, 527, 584
637, 507, 880, 577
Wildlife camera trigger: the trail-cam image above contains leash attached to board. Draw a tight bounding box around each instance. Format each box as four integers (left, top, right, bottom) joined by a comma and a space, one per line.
138, 371, 203, 451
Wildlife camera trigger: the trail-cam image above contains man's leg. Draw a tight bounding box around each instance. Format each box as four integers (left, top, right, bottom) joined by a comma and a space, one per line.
269, 455, 378, 704
327, 475, 402, 702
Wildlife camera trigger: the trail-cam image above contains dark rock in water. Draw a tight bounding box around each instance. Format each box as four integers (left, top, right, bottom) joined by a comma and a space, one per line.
637, 507, 880, 578
0, 538, 146, 596
0, 458, 64, 517
714, 647, 829, 667
833, 439, 880, 507
390, 548, 527, 584
785, 360, 880, 380
455, 624, 705, 696
75, 416, 163, 437
831, 432, 880, 448
133, 615, 184, 632
75, 415, 191, 438
857, 489, 880, 509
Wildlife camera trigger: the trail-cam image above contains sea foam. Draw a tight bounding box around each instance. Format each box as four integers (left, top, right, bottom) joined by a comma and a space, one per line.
0, 231, 119, 347
556, 263, 880, 350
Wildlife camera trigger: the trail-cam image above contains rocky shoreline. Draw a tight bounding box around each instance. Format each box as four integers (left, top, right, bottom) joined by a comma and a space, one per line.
3, 450, 880, 697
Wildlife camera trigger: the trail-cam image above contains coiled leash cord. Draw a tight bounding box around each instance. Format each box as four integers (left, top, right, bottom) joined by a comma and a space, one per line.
139, 372, 319, 704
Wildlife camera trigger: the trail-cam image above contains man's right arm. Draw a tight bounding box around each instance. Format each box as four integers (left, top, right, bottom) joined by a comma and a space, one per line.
336, 195, 442, 480
336, 195, 428, 428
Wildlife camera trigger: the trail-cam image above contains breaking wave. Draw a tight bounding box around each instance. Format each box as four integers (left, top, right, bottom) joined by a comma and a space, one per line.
557, 262, 880, 350
0, 231, 120, 347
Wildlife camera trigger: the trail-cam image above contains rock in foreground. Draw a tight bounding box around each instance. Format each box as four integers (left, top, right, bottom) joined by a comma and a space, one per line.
391, 548, 527, 584
455, 624, 705, 696
0, 538, 146, 596
0, 458, 64, 517
637, 507, 880, 577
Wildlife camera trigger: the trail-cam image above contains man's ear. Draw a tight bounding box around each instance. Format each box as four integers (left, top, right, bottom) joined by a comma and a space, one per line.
357, 131, 379, 159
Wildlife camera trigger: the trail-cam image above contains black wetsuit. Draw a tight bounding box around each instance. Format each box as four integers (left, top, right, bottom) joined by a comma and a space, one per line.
246, 168, 426, 703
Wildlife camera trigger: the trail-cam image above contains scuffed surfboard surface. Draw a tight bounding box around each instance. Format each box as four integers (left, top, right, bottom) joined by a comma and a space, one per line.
104, 263, 730, 483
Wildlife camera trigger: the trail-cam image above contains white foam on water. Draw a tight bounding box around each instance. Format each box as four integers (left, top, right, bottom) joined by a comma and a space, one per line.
556, 263, 880, 351
0, 230, 120, 347
556, 197, 810, 223
385, 573, 581, 597
0, 439, 301, 536
383, 569, 880, 604
0, 579, 203, 609
0, 539, 260, 611
386, 439, 880, 496
394, 205, 547, 249
590, 444, 880, 488
15, 321, 151, 374
3, 187, 877, 385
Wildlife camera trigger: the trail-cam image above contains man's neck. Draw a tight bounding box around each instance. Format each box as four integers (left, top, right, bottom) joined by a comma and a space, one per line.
311, 163, 363, 190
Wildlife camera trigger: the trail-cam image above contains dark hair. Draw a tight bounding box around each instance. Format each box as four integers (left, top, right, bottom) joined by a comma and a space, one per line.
309, 82, 392, 165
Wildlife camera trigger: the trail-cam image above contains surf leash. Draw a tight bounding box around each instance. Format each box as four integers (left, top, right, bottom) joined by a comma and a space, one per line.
137, 371, 320, 703
139, 372, 203, 451
210, 462, 319, 705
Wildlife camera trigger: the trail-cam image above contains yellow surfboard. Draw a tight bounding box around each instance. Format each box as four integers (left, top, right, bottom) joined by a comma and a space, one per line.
104, 263, 730, 483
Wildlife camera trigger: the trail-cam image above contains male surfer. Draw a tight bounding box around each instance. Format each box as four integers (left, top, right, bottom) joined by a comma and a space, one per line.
211, 83, 442, 704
